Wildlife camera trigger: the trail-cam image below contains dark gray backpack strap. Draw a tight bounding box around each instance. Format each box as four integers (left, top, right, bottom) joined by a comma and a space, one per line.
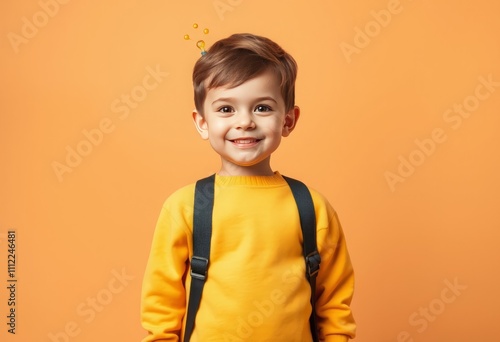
184, 174, 215, 342
283, 176, 321, 342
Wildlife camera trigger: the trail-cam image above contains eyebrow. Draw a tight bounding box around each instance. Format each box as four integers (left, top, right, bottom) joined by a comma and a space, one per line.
211, 96, 278, 105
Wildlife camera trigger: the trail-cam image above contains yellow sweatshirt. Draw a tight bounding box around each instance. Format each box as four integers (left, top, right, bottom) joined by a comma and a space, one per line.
141, 172, 356, 342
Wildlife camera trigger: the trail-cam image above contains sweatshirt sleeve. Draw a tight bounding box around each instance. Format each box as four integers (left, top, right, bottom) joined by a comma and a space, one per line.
313, 196, 356, 341
141, 190, 193, 342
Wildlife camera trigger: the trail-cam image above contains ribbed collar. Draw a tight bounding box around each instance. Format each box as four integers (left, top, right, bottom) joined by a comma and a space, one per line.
215, 171, 287, 187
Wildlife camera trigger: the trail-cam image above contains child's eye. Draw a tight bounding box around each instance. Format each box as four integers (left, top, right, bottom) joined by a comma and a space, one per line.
218, 106, 234, 113
254, 105, 272, 113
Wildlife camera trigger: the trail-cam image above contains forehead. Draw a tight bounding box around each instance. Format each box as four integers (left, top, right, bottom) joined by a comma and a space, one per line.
205, 70, 283, 104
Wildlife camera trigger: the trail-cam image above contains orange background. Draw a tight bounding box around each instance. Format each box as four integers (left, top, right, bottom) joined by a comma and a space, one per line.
1, 0, 499, 341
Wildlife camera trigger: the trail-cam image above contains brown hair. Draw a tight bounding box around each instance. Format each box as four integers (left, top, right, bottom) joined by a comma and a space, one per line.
192, 33, 298, 115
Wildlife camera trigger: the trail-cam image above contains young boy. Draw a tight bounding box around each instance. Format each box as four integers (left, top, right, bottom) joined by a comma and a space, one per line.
141, 33, 356, 341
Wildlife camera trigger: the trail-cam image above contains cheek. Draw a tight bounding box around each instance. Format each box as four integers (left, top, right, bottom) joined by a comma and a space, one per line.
264, 118, 286, 135
207, 121, 228, 138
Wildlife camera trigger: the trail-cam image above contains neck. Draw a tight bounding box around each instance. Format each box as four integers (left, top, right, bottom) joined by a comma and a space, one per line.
218, 158, 274, 176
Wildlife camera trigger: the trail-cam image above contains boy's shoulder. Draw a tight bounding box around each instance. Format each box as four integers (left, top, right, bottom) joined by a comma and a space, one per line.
293, 180, 333, 208
280, 175, 338, 215
162, 182, 197, 210
291, 179, 338, 219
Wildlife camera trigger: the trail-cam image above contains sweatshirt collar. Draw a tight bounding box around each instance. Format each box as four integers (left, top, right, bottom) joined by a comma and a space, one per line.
215, 171, 286, 187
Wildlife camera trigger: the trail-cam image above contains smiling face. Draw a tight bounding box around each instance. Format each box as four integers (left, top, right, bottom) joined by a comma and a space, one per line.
193, 69, 300, 176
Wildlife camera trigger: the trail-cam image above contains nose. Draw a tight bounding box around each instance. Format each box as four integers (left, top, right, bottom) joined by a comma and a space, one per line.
235, 111, 256, 130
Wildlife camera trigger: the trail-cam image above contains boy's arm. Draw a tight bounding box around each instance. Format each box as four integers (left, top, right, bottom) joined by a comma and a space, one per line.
315, 207, 356, 342
141, 201, 191, 342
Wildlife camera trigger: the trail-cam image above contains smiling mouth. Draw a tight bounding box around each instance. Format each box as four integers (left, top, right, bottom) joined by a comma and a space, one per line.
230, 138, 262, 144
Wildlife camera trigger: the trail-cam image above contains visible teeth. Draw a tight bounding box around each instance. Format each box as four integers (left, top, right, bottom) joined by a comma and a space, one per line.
234, 139, 256, 144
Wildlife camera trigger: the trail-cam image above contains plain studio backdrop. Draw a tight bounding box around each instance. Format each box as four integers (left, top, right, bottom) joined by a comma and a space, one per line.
1, 0, 499, 341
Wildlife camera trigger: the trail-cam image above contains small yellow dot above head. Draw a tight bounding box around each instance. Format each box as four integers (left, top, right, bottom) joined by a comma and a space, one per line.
184, 34, 190, 40
193, 23, 198, 29
203, 28, 209, 34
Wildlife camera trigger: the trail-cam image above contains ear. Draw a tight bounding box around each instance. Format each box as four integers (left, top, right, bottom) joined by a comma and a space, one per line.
282, 106, 300, 137
192, 110, 209, 140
